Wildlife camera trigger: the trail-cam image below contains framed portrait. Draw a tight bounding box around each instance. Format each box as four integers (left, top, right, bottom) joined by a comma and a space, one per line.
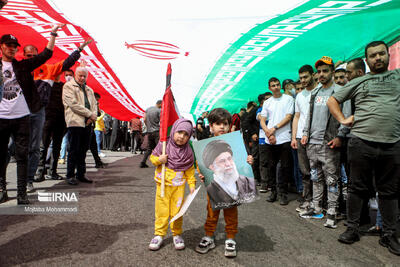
192, 131, 258, 210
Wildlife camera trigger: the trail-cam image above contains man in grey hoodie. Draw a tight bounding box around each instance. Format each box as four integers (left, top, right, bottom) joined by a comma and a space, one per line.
300, 56, 350, 229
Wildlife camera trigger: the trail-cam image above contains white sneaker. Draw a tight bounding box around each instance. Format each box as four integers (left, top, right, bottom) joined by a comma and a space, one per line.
27, 183, 35, 193
225, 239, 237, 258
324, 214, 337, 229
296, 201, 309, 213
99, 152, 106, 158
149, 236, 163, 251
173, 235, 185, 250
195, 236, 215, 254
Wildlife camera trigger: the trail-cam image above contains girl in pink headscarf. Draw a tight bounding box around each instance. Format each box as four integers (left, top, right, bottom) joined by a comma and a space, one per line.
148, 118, 196, 251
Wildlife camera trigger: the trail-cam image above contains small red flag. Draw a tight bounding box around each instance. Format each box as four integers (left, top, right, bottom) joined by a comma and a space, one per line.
160, 63, 180, 142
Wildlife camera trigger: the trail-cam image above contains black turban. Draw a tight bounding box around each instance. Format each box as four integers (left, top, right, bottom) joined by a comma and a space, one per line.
202, 140, 233, 169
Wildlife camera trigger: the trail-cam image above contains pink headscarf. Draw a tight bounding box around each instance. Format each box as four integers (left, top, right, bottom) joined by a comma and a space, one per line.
152, 118, 194, 171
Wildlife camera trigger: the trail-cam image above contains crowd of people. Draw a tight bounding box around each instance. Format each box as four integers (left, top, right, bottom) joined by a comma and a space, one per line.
171, 41, 399, 257
0, 23, 151, 203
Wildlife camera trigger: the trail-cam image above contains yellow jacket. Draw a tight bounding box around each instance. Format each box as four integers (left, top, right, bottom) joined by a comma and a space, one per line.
95, 110, 105, 131
150, 154, 196, 190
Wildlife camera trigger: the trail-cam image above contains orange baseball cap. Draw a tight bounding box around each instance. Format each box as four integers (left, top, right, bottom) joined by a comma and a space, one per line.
315, 56, 334, 68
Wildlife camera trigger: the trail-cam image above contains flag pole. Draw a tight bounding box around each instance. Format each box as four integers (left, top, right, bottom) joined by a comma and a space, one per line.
160, 62, 174, 198
161, 141, 166, 198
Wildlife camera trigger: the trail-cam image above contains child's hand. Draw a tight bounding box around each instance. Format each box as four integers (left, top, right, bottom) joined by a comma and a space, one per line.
190, 187, 195, 194
159, 154, 168, 164
247, 155, 254, 165
199, 173, 205, 182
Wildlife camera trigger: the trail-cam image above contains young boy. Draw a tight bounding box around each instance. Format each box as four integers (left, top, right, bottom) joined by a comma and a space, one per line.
195, 108, 253, 258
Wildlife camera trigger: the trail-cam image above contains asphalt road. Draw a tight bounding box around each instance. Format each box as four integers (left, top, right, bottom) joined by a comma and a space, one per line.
0, 152, 398, 266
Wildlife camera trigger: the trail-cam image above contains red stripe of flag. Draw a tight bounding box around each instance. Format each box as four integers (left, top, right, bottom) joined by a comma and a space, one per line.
160, 63, 180, 142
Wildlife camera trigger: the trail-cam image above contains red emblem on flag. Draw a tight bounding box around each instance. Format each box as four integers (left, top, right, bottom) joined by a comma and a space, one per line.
125, 40, 189, 60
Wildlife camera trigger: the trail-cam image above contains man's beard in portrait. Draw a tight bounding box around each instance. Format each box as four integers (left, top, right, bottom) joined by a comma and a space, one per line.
213, 163, 239, 185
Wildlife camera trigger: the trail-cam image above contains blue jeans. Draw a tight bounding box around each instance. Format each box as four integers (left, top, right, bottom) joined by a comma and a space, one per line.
292, 148, 303, 193
340, 164, 348, 184
60, 132, 69, 159
376, 195, 383, 228
94, 130, 103, 153
28, 107, 45, 182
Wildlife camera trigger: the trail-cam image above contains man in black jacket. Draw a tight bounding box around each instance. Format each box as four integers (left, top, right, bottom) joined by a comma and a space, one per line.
103, 113, 112, 150
240, 101, 258, 154
37, 70, 73, 181
0, 25, 61, 204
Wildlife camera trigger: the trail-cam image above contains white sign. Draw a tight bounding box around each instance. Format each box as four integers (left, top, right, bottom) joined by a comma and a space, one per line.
170, 185, 201, 224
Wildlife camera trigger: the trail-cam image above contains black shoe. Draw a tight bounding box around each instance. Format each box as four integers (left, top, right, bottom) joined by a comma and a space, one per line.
47, 173, 64, 180
266, 191, 277, 202
259, 185, 268, 193
360, 225, 382, 236
17, 195, 30, 205
0, 190, 9, 204
297, 195, 305, 203
379, 233, 400, 256
280, 194, 288, 205
67, 177, 78, 185
77, 176, 93, 183
338, 228, 360, 244
33, 170, 45, 182
140, 162, 149, 168
95, 161, 108, 168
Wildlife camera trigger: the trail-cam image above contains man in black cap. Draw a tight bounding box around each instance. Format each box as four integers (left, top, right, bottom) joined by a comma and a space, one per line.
0, 0, 7, 9
196, 111, 209, 140
0, 26, 61, 205
203, 140, 256, 210
282, 79, 296, 97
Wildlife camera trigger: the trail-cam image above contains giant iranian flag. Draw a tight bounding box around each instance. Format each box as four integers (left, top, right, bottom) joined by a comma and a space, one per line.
2, 0, 399, 122
0, 0, 144, 120
190, 0, 400, 119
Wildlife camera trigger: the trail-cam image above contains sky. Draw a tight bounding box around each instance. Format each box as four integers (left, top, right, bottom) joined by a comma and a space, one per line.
49, 0, 301, 118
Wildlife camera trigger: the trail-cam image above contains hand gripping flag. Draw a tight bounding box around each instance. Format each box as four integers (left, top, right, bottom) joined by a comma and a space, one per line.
159, 63, 180, 197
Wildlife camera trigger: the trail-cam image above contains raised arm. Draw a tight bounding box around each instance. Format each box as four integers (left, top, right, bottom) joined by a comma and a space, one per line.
46, 24, 65, 51
62, 39, 93, 70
